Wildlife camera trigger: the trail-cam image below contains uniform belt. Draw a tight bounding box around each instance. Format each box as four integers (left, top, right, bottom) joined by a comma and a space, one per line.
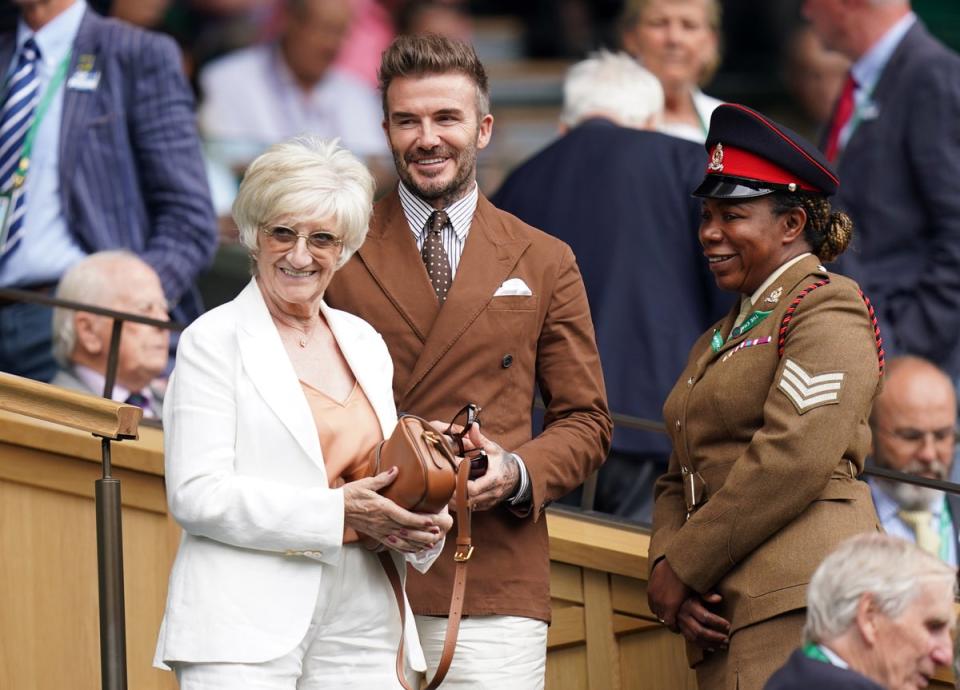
683, 459, 858, 520
0, 283, 57, 307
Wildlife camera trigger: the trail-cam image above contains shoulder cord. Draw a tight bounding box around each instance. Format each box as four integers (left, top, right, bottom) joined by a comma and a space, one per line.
776, 278, 884, 376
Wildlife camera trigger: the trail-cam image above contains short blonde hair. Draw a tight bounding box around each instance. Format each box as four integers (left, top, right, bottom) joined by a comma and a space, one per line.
620, 0, 723, 86
232, 136, 375, 269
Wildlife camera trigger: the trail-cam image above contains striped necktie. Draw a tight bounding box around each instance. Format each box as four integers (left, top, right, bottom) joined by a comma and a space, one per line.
0, 37, 41, 258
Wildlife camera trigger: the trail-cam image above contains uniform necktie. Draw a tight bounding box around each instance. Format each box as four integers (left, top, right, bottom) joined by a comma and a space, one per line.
824, 72, 856, 163
733, 297, 753, 329
899, 509, 940, 557
422, 210, 452, 303
0, 38, 41, 258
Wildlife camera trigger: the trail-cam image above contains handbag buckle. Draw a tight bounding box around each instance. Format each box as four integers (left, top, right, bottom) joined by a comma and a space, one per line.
454, 544, 474, 562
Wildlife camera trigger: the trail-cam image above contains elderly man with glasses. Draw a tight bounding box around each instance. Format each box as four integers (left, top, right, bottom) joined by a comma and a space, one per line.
867, 356, 959, 564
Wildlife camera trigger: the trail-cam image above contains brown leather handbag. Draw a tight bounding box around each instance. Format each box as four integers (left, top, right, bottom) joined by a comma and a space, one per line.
366, 404, 485, 690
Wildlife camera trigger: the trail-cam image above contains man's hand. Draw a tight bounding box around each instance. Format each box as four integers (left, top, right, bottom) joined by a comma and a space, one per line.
647, 558, 693, 631
676, 592, 730, 649
455, 424, 521, 511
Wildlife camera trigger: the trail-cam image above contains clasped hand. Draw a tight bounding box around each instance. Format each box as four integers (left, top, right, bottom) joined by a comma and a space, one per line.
435, 421, 521, 512
342, 466, 453, 553
648, 558, 730, 649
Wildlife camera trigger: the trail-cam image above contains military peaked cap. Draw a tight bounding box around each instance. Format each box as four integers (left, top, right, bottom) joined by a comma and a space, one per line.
693, 103, 840, 199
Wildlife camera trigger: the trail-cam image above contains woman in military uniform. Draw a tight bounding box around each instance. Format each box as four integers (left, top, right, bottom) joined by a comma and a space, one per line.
647, 104, 883, 690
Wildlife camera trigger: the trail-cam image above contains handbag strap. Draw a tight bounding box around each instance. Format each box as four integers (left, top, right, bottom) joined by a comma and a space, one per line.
379, 453, 472, 689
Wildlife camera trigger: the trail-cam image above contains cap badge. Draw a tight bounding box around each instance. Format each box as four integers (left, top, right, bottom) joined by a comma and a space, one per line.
764, 286, 783, 304
708, 143, 724, 172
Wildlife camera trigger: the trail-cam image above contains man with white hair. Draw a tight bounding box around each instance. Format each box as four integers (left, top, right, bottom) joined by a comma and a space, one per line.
51, 251, 170, 417
803, 0, 960, 378
493, 50, 729, 521
765, 533, 955, 690
867, 356, 960, 564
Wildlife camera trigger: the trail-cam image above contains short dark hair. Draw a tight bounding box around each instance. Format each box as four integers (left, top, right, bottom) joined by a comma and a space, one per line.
378, 33, 490, 117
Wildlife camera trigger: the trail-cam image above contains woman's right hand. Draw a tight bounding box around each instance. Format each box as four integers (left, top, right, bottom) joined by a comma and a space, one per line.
342, 467, 446, 553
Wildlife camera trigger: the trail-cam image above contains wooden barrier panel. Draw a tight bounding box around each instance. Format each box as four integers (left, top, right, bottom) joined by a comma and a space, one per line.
0, 409, 954, 689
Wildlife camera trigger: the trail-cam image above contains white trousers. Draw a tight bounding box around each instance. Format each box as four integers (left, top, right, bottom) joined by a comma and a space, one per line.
414, 614, 547, 689
175, 545, 415, 689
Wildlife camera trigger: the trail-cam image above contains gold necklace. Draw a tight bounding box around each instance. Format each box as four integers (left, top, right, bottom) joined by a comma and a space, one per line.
273, 316, 316, 349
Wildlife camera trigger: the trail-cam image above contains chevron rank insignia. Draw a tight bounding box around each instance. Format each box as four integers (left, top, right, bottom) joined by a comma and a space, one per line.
778, 359, 845, 414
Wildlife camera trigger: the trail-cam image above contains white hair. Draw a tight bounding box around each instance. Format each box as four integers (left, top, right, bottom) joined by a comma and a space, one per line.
51, 251, 154, 368
804, 533, 955, 645
560, 50, 664, 129
232, 136, 375, 270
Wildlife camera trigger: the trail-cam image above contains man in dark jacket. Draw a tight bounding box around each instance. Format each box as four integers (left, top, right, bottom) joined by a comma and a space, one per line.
493, 50, 729, 521
765, 533, 955, 690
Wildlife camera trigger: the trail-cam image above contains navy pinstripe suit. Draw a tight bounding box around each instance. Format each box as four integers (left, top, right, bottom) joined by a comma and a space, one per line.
0, 6, 216, 379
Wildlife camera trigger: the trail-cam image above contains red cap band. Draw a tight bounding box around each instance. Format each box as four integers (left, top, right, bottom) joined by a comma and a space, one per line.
706, 143, 820, 192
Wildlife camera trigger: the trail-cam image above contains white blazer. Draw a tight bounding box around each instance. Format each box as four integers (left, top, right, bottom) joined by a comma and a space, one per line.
154, 279, 436, 670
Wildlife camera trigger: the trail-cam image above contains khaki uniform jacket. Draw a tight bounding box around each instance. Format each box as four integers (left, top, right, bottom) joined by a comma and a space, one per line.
650, 256, 882, 635
325, 190, 612, 621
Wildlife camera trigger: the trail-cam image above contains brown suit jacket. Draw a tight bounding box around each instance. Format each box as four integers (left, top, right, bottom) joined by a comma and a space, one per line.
325, 189, 612, 621
650, 256, 882, 637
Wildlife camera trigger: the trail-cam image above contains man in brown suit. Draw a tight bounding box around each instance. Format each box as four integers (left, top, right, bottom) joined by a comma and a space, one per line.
325, 34, 611, 687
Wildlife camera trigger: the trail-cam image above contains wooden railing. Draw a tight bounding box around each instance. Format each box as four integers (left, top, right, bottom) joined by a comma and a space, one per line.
0, 382, 954, 689
0, 372, 142, 690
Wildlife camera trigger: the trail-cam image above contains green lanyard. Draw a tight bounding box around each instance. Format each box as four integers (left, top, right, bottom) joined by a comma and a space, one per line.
711, 309, 772, 353
802, 642, 835, 666
4, 49, 72, 191
939, 499, 953, 563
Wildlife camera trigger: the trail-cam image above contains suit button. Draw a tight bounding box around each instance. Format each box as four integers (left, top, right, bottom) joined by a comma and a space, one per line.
675, 419, 681, 431
502, 354, 513, 368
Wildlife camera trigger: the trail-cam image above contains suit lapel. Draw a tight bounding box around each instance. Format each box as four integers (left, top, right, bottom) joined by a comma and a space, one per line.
58, 8, 101, 209
235, 280, 325, 469
320, 301, 396, 440
840, 23, 923, 166
403, 195, 530, 397
355, 191, 439, 342
0, 31, 14, 79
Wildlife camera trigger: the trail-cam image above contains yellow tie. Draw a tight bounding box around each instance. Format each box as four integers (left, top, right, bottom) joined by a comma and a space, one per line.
899, 509, 940, 556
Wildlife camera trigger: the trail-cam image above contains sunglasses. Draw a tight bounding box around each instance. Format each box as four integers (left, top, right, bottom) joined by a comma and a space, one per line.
260, 226, 344, 253
445, 403, 488, 479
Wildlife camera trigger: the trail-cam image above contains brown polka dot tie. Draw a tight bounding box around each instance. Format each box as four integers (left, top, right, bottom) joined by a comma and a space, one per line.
422, 210, 453, 303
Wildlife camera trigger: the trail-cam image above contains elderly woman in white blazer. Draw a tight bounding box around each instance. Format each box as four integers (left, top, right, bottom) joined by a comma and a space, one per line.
154, 136, 452, 689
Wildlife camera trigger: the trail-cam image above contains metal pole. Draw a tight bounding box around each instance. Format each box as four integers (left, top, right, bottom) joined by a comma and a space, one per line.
102, 319, 123, 400
95, 437, 127, 690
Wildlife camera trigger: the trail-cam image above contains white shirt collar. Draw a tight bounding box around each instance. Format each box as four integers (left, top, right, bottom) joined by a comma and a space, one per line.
72, 364, 157, 418
16, 0, 86, 70
820, 644, 850, 669
398, 180, 478, 242
851, 12, 917, 95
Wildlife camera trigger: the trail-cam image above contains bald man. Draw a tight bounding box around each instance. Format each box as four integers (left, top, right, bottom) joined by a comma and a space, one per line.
867, 356, 959, 564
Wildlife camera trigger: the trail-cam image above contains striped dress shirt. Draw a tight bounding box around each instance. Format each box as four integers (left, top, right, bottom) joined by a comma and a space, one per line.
396, 180, 531, 505
398, 180, 478, 279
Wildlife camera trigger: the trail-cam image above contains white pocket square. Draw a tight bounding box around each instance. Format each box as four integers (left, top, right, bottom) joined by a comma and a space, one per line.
493, 278, 532, 297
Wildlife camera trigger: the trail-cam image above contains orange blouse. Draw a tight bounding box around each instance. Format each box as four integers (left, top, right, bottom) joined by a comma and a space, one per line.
300, 380, 384, 543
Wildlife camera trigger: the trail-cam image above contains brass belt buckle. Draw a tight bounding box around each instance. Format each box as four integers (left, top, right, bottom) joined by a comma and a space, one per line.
454, 544, 474, 562
681, 466, 705, 520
